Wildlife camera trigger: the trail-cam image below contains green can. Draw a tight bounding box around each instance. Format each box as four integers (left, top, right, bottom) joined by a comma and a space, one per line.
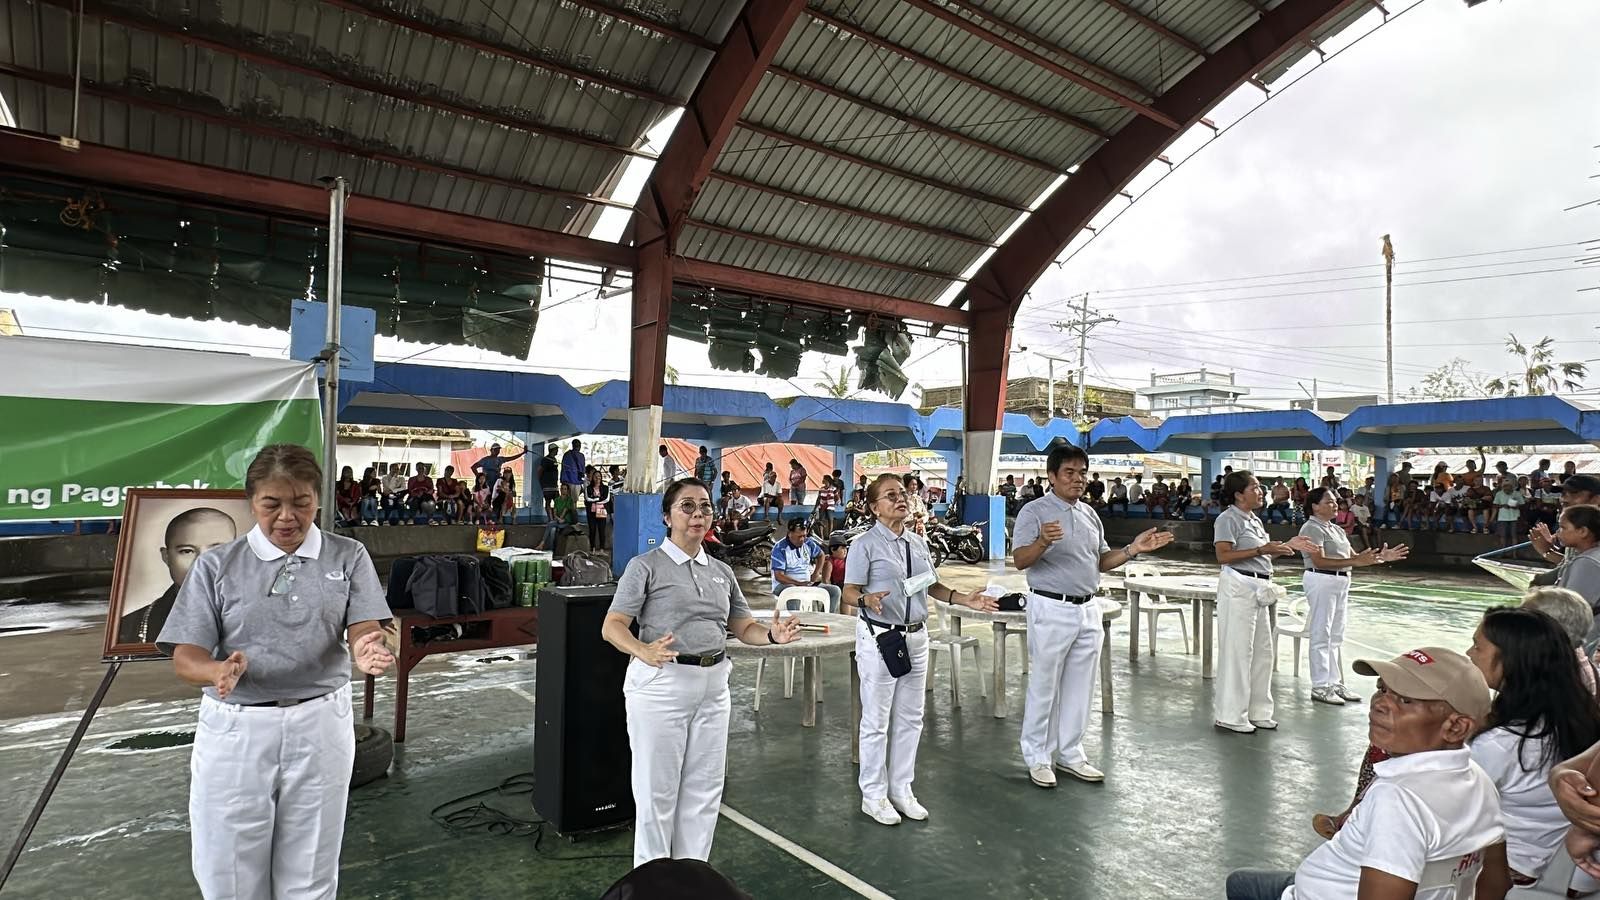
518, 582, 536, 607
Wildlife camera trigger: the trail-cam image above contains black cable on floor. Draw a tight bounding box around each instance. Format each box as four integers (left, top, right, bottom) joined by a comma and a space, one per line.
429, 772, 631, 862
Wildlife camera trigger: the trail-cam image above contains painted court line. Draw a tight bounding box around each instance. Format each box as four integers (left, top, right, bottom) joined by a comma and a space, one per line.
718, 805, 895, 900
497, 681, 889, 897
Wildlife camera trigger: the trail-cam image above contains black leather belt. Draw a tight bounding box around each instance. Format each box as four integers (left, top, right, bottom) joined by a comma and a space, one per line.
241, 693, 328, 708
1034, 590, 1093, 604
1306, 569, 1350, 578
862, 617, 925, 633
1227, 568, 1272, 581
674, 651, 726, 667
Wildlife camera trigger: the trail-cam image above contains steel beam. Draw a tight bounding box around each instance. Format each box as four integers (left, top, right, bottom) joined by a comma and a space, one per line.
805, 9, 1111, 141
705, 171, 995, 247
965, 302, 1014, 433
0, 132, 635, 269
768, 65, 1065, 175
633, 0, 808, 246
735, 121, 1029, 213
0, 63, 631, 211
1097, 0, 1210, 58
558, 0, 720, 51
674, 258, 970, 328
37, 0, 653, 160
630, 239, 673, 409
319, 0, 680, 106
898, 0, 1178, 128
684, 218, 968, 282
962, 0, 1361, 320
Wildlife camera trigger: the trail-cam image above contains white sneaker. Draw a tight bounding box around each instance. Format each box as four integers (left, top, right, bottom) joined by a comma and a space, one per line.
1250, 718, 1279, 730
1214, 720, 1256, 734
1055, 761, 1105, 783
861, 797, 901, 825
1028, 764, 1058, 788
1311, 686, 1345, 706
1334, 684, 1363, 703
889, 794, 929, 821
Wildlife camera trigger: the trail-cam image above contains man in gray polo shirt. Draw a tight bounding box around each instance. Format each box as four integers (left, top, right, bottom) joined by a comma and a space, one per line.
1013, 444, 1173, 788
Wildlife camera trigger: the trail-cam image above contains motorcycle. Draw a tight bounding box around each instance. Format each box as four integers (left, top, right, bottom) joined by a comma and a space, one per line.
705, 523, 775, 576
924, 528, 949, 569
929, 520, 986, 564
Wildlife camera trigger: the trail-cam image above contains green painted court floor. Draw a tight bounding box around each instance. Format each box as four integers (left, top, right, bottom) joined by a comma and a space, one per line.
0, 559, 1520, 898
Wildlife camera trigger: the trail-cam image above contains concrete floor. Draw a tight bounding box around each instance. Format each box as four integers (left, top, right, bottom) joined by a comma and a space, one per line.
0, 556, 1513, 899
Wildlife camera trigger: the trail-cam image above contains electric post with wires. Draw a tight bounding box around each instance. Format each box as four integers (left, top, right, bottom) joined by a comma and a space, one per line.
1050, 293, 1117, 422
319, 176, 348, 530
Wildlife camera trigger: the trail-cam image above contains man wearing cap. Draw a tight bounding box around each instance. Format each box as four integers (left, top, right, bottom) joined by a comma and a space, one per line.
1013, 444, 1173, 789
1530, 474, 1600, 583
1225, 647, 1507, 899
471, 442, 527, 498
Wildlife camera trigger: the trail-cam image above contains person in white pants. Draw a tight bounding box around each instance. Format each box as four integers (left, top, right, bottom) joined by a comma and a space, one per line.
843, 474, 998, 826
1212, 470, 1317, 735
156, 444, 396, 900
1012, 444, 1173, 788
602, 478, 801, 868
1299, 487, 1408, 706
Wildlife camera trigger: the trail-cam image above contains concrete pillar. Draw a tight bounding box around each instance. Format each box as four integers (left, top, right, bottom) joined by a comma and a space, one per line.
1200, 452, 1227, 502
615, 406, 668, 577
617, 238, 671, 576
834, 447, 855, 502
521, 432, 538, 524
964, 430, 1001, 494
1370, 450, 1392, 522
937, 450, 962, 518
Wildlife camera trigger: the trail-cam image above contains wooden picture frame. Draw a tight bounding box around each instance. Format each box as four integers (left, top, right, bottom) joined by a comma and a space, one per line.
102, 488, 251, 662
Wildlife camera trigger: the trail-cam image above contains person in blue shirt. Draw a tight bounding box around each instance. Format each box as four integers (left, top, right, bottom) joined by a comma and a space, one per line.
560, 439, 587, 514
771, 518, 840, 612
470, 443, 526, 497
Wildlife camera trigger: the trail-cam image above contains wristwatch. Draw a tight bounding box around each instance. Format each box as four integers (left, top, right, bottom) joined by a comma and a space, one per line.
767, 629, 778, 645
1123, 544, 1139, 559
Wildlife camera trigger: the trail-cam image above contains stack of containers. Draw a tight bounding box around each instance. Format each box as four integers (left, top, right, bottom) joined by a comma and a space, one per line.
510, 551, 554, 607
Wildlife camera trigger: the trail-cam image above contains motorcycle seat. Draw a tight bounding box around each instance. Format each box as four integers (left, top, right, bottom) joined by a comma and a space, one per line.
724, 524, 774, 543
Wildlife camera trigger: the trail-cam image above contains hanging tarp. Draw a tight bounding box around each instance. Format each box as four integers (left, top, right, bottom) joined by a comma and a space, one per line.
1, 337, 322, 522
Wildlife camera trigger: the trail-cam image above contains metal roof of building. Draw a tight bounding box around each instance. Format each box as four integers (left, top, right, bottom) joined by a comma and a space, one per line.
0, 0, 1376, 331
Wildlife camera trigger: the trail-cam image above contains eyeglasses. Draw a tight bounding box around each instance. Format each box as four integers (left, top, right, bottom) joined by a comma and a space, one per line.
268, 557, 303, 597
675, 502, 717, 516
876, 491, 908, 502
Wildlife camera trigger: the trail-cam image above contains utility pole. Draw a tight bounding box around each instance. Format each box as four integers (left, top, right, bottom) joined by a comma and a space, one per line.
1051, 292, 1116, 420
1382, 234, 1395, 404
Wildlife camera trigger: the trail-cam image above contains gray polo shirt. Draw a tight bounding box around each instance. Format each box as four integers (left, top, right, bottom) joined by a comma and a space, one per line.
1012, 492, 1108, 596
610, 541, 752, 656
1558, 547, 1600, 614
1299, 517, 1353, 573
1214, 506, 1273, 575
156, 525, 392, 705
844, 521, 934, 624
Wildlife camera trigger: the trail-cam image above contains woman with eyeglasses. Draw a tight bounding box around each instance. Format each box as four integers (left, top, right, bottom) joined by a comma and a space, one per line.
601, 477, 802, 867
156, 444, 395, 898
843, 474, 998, 826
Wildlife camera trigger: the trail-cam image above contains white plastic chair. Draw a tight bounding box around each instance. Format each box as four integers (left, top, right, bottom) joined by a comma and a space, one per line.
1122, 563, 1190, 655
1272, 587, 1313, 676
753, 587, 829, 711
928, 600, 987, 708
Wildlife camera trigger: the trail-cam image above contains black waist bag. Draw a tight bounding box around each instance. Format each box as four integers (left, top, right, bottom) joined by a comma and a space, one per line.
868, 542, 916, 678
998, 592, 1028, 611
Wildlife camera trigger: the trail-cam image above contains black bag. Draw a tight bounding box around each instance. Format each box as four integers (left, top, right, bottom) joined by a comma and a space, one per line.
867, 542, 915, 679
404, 556, 461, 618
450, 554, 485, 615
480, 556, 514, 609
386, 556, 419, 610
998, 592, 1029, 611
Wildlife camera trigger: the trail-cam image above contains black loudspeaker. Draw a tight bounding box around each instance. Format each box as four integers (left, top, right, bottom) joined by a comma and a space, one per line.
533, 584, 634, 835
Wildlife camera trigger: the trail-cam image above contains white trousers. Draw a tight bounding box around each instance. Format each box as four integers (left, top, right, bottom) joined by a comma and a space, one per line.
623, 656, 731, 869
1303, 571, 1351, 688
1214, 569, 1276, 727
856, 620, 929, 801
1019, 596, 1102, 767
189, 683, 355, 900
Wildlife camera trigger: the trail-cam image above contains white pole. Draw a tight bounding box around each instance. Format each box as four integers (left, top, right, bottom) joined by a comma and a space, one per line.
320, 177, 347, 530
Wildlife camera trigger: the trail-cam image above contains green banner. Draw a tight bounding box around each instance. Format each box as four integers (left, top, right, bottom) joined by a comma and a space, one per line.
3, 337, 321, 522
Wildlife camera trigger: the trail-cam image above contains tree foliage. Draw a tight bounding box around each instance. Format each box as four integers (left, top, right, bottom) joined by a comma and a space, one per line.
1484, 334, 1587, 397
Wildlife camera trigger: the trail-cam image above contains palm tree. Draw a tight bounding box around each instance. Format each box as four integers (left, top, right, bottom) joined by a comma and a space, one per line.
1484, 334, 1587, 396
812, 364, 852, 398
665, 364, 680, 385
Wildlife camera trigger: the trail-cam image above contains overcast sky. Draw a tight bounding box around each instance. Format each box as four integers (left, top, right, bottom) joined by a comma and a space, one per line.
5, 0, 1597, 417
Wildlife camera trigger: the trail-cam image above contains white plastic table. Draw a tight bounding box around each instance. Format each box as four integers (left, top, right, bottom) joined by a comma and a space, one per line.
725, 612, 858, 733
941, 597, 1123, 718
1122, 575, 1220, 678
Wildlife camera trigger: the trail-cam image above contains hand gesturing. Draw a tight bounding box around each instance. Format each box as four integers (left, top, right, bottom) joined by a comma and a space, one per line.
639, 632, 678, 667
214, 651, 248, 700
353, 630, 395, 676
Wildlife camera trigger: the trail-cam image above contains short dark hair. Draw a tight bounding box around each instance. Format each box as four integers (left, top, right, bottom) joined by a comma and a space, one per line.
660, 477, 711, 533
1561, 475, 1600, 496
1046, 444, 1089, 476
787, 517, 810, 533
1221, 470, 1256, 507
1561, 505, 1600, 543
245, 444, 322, 498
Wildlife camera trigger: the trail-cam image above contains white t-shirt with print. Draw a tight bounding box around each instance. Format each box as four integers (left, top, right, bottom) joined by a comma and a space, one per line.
1286, 748, 1502, 899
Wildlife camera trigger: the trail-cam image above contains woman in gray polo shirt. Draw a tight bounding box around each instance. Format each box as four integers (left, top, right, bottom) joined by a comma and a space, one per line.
842, 474, 997, 826
1299, 487, 1408, 707
157, 444, 395, 899
602, 478, 801, 868
1212, 470, 1316, 734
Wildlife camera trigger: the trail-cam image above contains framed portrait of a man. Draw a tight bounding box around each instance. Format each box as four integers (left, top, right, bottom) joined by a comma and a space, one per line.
102, 489, 251, 661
